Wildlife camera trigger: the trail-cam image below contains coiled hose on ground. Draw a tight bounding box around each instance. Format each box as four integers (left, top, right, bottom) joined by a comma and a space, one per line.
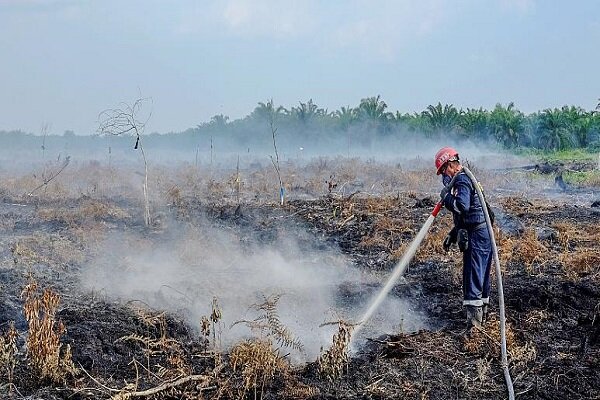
462, 166, 515, 400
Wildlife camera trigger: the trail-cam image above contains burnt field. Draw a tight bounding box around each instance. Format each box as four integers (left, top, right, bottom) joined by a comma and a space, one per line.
0, 156, 598, 399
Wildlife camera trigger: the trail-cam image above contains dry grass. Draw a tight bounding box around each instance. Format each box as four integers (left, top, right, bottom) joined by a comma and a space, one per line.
415, 217, 453, 261
11, 240, 47, 268
0, 322, 18, 385
553, 221, 600, 279
387, 214, 453, 266
37, 199, 130, 227
463, 315, 516, 357
11, 234, 85, 269
552, 222, 578, 251
230, 339, 290, 396
118, 308, 192, 380
497, 229, 550, 274
317, 321, 353, 381
278, 381, 320, 399
560, 249, 600, 279
21, 277, 77, 383
499, 196, 535, 214
462, 315, 536, 371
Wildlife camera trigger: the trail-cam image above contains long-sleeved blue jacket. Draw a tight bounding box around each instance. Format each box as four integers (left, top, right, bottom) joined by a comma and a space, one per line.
442, 171, 485, 227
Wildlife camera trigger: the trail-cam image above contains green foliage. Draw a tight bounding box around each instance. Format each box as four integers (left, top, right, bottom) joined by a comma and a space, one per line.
562, 170, 600, 187
537, 108, 572, 151
421, 102, 460, 136
537, 148, 598, 162
459, 108, 490, 139
356, 95, 393, 134
334, 106, 357, 131
83, 96, 600, 153
489, 103, 524, 148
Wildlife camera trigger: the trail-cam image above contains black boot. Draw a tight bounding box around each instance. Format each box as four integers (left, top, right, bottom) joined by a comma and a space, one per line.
466, 305, 483, 329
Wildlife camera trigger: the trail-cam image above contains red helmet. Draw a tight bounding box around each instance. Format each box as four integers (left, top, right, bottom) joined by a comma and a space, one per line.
434, 147, 459, 175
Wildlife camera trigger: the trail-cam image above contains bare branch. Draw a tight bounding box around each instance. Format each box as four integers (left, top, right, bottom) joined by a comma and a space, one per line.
28, 156, 71, 196
113, 374, 212, 399
97, 97, 153, 225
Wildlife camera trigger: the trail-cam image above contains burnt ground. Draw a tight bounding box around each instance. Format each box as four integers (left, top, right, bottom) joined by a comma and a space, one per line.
0, 192, 598, 399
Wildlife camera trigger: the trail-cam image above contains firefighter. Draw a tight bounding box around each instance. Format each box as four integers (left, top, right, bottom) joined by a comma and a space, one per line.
435, 147, 493, 329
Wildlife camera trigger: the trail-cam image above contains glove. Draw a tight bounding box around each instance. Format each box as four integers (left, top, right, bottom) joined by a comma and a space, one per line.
443, 227, 458, 252
440, 186, 450, 201
457, 228, 469, 252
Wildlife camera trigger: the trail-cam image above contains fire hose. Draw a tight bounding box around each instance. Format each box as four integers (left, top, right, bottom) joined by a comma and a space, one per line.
462, 166, 515, 400
353, 167, 514, 399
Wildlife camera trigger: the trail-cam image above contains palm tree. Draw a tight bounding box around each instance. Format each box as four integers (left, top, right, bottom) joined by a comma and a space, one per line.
334, 106, 357, 131
421, 103, 460, 136
537, 108, 572, 150
209, 114, 229, 128
489, 103, 524, 148
251, 99, 286, 122
459, 108, 490, 139
573, 115, 592, 148
291, 99, 324, 125
356, 95, 393, 134
559, 106, 591, 148
357, 95, 390, 120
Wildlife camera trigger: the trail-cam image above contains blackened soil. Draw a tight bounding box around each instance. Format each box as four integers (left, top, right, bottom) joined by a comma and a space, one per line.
0, 195, 598, 399
288, 196, 600, 399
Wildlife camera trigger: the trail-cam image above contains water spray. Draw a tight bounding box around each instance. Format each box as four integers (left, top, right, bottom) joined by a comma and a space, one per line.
351, 202, 442, 341
351, 166, 514, 400
351, 174, 457, 340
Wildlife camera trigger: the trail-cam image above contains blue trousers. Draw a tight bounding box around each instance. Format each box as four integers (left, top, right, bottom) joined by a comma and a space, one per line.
462, 225, 493, 307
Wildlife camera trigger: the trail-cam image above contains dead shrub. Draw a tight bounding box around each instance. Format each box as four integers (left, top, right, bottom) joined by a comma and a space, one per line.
79, 199, 130, 221
21, 278, 76, 383
235, 294, 304, 353
118, 308, 192, 380
317, 321, 353, 381
0, 322, 18, 384
167, 185, 190, 218
230, 339, 290, 396
228, 294, 303, 396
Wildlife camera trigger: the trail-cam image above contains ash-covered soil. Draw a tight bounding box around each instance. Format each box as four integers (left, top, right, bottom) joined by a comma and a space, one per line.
0, 190, 598, 399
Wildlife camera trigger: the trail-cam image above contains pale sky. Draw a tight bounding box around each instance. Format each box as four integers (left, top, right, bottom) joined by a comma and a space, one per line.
1, 0, 599, 134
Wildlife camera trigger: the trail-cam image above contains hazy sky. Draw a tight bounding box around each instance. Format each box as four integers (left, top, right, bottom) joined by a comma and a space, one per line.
1, 0, 598, 134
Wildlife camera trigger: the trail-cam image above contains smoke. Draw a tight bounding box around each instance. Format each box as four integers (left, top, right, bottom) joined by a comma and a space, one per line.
80, 216, 426, 361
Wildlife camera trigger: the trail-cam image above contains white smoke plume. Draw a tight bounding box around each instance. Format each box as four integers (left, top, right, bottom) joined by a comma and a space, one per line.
81, 217, 426, 361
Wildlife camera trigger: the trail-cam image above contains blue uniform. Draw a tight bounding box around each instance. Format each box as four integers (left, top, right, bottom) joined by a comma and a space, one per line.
442, 171, 493, 307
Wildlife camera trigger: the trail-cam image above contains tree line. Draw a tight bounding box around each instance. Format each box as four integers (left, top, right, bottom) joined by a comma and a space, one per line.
2, 97, 599, 157
189, 96, 600, 151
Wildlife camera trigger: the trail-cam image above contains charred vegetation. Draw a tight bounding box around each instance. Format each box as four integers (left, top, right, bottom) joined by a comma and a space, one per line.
0, 160, 597, 399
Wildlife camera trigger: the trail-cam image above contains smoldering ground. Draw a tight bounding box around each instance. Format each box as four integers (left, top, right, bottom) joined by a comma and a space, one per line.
79, 213, 426, 361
